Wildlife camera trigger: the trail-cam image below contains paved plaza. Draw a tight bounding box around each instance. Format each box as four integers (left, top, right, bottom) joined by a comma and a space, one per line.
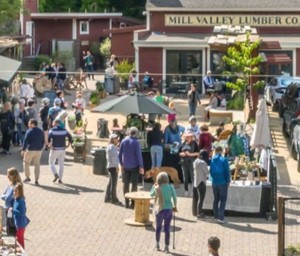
0, 77, 299, 255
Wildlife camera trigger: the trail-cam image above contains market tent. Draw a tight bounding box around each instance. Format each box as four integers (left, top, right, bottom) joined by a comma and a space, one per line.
91, 92, 174, 115
0, 55, 21, 85
250, 99, 270, 149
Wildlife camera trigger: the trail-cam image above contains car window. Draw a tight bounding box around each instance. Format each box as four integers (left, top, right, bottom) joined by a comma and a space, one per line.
270, 78, 277, 86
280, 79, 300, 87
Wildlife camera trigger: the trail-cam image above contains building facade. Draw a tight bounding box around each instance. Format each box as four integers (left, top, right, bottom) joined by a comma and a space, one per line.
131, 0, 300, 92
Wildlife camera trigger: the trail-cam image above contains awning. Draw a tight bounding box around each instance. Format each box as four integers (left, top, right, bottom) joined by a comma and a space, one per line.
264, 53, 292, 64
0, 55, 22, 84
260, 41, 281, 50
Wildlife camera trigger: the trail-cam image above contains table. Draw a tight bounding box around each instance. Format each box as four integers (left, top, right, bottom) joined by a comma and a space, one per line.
124, 191, 153, 226
202, 180, 271, 216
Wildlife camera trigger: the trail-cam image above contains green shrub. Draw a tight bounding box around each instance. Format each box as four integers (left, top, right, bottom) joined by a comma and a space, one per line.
89, 91, 100, 105
99, 38, 111, 58
35, 55, 51, 70
115, 59, 134, 82
227, 92, 244, 110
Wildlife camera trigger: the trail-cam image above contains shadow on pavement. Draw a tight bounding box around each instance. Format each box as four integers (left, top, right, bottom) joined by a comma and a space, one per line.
174, 216, 197, 223
222, 222, 276, 234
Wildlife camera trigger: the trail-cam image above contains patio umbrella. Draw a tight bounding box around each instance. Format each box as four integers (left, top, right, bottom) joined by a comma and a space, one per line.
250, 99, 270, 149
91, 92, 175, 115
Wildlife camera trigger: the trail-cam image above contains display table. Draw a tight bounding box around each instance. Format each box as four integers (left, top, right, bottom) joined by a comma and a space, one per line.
124, 191, 153, 226
203, 180, 271, 215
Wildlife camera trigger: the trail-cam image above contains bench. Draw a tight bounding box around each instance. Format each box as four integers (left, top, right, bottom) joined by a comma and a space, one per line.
209, 108, 233, 125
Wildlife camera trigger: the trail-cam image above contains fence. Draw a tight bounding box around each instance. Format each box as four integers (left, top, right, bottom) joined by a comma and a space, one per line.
278, 197, 300, 256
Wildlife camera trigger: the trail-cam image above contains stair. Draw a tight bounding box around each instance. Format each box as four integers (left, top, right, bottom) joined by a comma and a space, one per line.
21, 56, 36, 72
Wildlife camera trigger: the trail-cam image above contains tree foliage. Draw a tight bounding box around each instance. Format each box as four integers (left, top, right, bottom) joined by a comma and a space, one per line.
222, 33, 264, 92
99, 38, 111, 58
39, 0, 80, 12
0, 0, 22, 35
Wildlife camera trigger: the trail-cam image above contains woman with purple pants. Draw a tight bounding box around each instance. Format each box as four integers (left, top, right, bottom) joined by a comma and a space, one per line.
150, 172, 177, 253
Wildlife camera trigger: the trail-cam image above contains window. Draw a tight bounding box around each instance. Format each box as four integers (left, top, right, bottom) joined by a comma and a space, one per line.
166, 50, 202, 91
80, 21, 89, 35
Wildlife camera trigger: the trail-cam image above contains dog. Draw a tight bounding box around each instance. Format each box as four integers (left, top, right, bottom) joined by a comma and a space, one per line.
145, 167, 181, 188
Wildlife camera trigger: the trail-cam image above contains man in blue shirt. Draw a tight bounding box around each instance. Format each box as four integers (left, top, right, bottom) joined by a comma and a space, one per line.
22, 119, 44, 185
119, 126, 144, 208
210, 146, 230, 224
48, 119, 72, 184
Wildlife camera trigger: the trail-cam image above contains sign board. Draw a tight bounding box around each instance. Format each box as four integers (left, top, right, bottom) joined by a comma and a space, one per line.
165, 14, 300, 27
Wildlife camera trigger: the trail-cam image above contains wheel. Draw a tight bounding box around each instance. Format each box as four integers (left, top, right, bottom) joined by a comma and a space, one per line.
291, 143, 297, 160
282, 121, 289, 138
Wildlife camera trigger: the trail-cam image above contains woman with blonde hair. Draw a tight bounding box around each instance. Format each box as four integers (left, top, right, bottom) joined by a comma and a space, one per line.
1, 167, 22, 236
150, 172, 177, 253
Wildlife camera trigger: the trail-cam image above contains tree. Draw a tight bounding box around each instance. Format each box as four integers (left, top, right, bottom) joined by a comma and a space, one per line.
0, 0, 22, 35
222, 33, 264, 114
80, 0, 110, 12
109, 0, 146, 19
39, 0, 79, 12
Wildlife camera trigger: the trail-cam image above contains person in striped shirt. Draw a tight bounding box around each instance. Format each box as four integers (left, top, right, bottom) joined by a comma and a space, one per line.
48, 119, 72, 184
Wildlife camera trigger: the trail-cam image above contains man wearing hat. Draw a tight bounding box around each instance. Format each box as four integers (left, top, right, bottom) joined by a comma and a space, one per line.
119, 127, 144, 208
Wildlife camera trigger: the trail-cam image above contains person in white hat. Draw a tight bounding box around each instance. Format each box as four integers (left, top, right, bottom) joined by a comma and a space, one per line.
105, 134, 122, 205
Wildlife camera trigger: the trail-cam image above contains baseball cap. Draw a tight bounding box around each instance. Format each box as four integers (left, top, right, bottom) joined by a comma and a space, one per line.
54, 98, 62, 106
109, 134, 118, 139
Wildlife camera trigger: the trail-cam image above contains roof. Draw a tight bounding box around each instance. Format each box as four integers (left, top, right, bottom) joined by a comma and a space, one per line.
104, 25, 146, 35
146, 0, 300, 11
31, 13, 123, 20
0, 56, 21, 83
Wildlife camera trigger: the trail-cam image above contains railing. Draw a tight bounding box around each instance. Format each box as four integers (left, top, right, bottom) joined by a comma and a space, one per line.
278, 197, 300, 256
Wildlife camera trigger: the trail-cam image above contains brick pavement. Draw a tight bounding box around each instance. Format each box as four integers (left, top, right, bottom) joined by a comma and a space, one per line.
0, 76, 298, 255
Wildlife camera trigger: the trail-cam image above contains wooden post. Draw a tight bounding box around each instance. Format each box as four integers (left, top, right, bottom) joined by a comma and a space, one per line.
278, 196, 284, 256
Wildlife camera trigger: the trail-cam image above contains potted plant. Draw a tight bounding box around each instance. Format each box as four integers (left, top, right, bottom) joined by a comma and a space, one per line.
95, 81, 106, 99
89, 90, 100, 109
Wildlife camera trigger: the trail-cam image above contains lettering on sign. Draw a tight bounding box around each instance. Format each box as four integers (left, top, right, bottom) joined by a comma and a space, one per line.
165, 15, 300, 26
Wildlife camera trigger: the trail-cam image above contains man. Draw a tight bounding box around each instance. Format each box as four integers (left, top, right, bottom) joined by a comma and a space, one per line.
210, 146, 230, 224
83, 51, 94, 80
187, 83, 201, 117
203, 70, 215, 93
22, 119, 45, 185
48, 98, 62, 129
48, 119, 72, 184
19, 79, 31, 104
118, 126, 144, 208
57, 63, 67, 90
142, 71, 153, 88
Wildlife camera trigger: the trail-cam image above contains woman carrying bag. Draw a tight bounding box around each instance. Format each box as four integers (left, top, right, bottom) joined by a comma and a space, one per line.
150, 172, 177, 253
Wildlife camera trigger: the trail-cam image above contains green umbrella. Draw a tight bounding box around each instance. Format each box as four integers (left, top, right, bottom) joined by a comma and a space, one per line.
91, 92, 174, 115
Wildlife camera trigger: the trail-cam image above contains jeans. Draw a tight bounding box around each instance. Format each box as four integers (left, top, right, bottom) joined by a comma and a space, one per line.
156, 209, 173, 246
105, 167, 118, 202
189, 103, 197, 116
123, 167, 139, 206
150, 145, 163, 168
192, 182, 206, 216
17, 123, 24, 145
212, 184, 228, 221
181, 160, 194, 192
86, 64, 94, 80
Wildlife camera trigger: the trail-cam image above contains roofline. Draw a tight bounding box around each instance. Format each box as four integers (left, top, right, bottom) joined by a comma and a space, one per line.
31, 13, 123, 19
146, 7, 300, 12
104, 25, 146, 35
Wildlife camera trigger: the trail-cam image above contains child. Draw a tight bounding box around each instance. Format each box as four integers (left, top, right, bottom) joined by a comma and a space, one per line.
73, 91, 86, 126
112, 118, 120, 128
208, 236, 221, 256
150, 172, 177, 253
167, 101, 176, 123
12, 183, 30, 249
104, 134, 122, 205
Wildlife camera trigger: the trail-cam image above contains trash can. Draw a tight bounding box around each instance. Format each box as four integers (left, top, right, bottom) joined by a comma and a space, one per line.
113, 75, 120, 94
105, 75, 114, 94
91, 147, 107, 175
97, 118, 109, 138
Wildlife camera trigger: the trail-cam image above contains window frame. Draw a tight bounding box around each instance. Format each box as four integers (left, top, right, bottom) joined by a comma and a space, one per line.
79, 21, 89, 35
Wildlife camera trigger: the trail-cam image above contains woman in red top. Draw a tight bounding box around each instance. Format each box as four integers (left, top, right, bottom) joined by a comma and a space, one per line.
198, 124, 216, 156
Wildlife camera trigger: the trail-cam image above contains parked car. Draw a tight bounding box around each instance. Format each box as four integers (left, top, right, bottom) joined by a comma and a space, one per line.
265, 76, 300, 112
278, 82, 300, 117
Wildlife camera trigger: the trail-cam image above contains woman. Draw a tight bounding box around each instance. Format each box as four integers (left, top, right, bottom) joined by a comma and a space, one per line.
198, 124, 216, 156
105, 134, 122, 205
164, 120, 185, 146
193, 150, 209, 218
179, 132, 199, 197
1, 167, 22, 236
39, 98, 50, 148
0, 102, 14, 154
150, 172, 177, 253
147, 122, 164, 168
185, 115, 201, 140
187, 83, 201, 117
12, 182, 30, 249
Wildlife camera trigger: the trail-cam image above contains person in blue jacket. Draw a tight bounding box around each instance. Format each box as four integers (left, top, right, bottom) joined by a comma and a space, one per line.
210, 146, 230, 224
1, 167, 22, 236
12, 183, 30, 249
163, 120, 185, 146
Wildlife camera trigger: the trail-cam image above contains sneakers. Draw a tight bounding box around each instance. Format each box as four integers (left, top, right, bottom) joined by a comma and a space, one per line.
58, 179, 63, 184
23, 177, 31, 183
197, 213, 206, 219
217, 219, 226, 224
35, 180, 39, 186
53, 174, 59, 182
164, 245, 169, 253
154, 242, 160, 251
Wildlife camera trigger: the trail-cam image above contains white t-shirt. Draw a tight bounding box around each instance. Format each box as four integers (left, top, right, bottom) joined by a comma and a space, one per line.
20, 83, 31, 98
